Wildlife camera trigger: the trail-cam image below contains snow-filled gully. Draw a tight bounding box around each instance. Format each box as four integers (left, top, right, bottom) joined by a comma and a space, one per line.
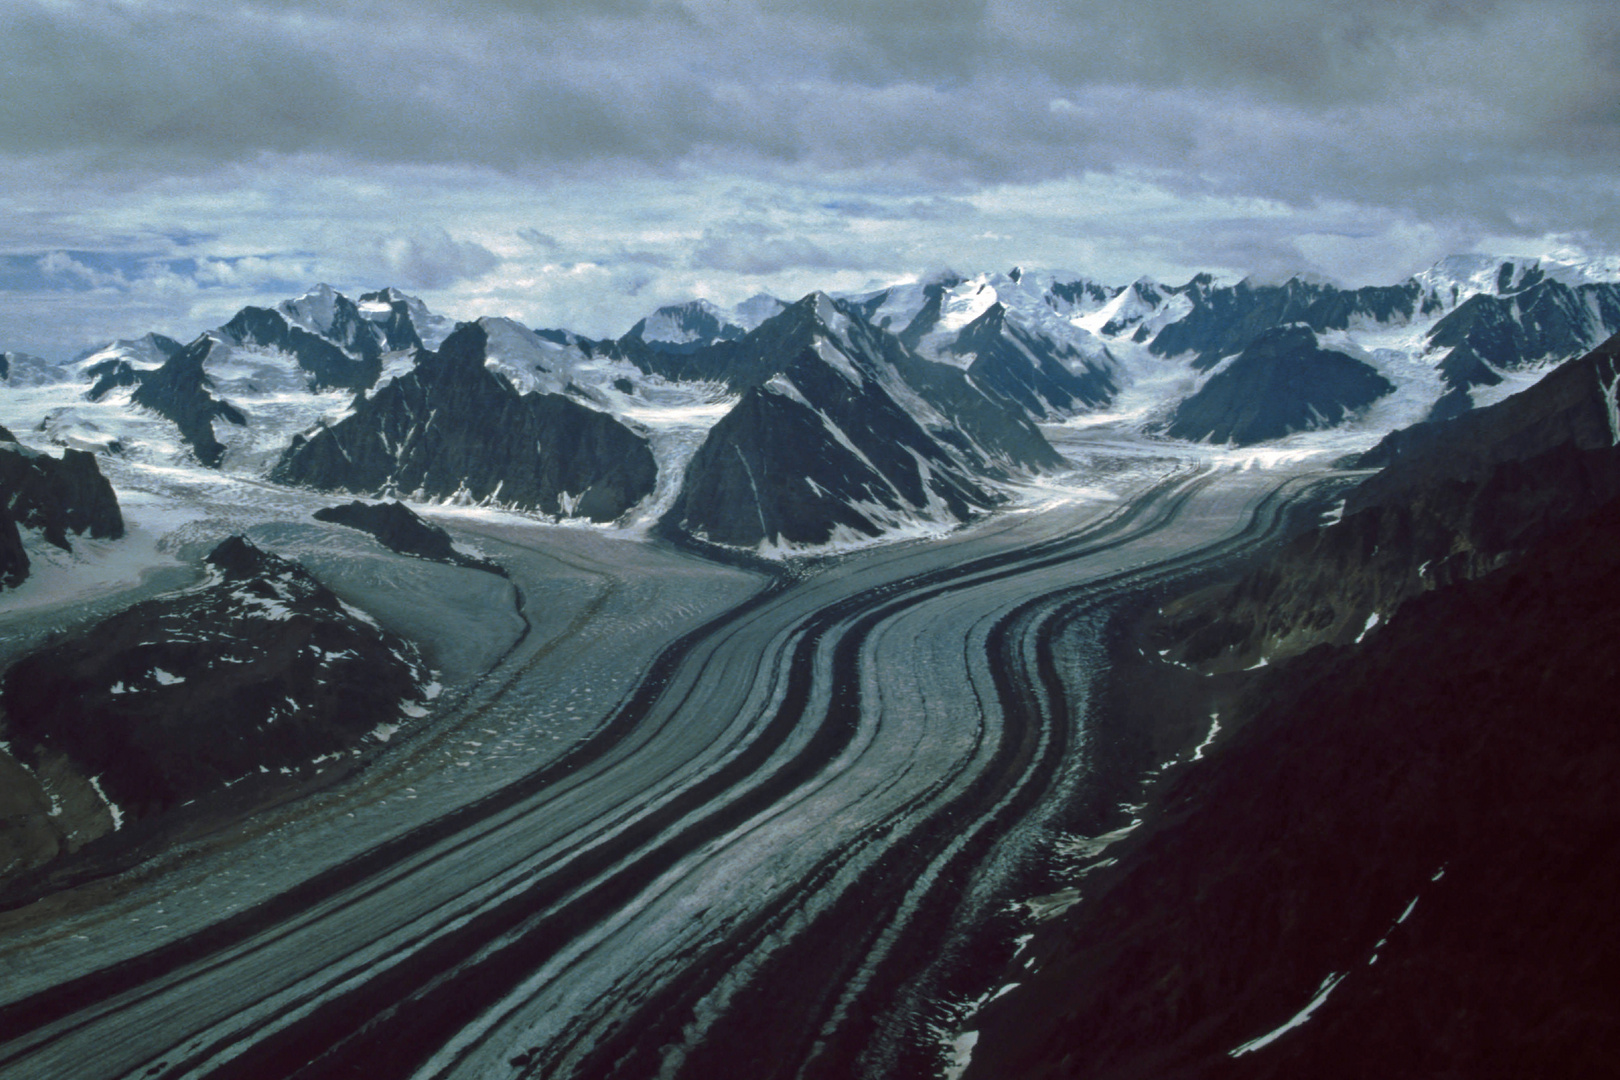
0, 466, 1334, 1080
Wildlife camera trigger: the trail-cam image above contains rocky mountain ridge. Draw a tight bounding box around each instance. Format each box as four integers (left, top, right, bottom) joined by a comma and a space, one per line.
1153, 331, 1620, 669
0, 535, 434, 889
0, 435, 124, 590
958, 329, 1620, 1080
3, 255, 1619, 554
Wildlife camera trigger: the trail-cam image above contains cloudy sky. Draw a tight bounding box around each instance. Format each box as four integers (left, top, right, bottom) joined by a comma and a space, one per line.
2, 0, 1616, 358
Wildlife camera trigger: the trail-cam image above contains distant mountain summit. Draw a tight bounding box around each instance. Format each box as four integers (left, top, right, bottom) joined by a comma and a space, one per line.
662, 292, 1062, 548
1160, 325, 1396, 445
272, 321, 659, 523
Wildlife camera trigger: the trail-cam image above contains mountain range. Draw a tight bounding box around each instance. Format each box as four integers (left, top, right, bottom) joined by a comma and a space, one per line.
4, 252, 1620, 1077
2, 254, 1617, 565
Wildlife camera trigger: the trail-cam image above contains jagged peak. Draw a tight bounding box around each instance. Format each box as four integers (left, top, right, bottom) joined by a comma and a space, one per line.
292, 282, 340, 302
1234, 269, 1342, 292
652, 297, 726, 317
357, 286, 414, 305
1403, 253, 1612, 299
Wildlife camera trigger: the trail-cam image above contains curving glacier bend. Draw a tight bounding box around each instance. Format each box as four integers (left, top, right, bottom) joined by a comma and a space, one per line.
0, 444, 1334, 1080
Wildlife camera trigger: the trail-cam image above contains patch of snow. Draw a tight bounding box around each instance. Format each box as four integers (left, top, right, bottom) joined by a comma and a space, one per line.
1598, 354, 1620, 445
942, 1030, 979, 1080
86, 774, 125, 832
812, 333, 865, 386
1055, 820, 1141, 863
731, 293, 787, 330
1191, 710, 1222, 761
152, 668, 185, 686
1229, 972, 1347, 1057
1355, 612, 1381, 643
478, 317, 578, 398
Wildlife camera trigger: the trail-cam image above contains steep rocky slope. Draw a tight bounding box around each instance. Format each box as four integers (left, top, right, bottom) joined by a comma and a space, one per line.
0, 536, 432, 883
1159, 325, 1394, 446
1148, 275, 1424, 371
965, 494, 1620, 1080
0, 436, 124, 589
948, 301, 1116, 418
272, 322, 658, 522
1156, 332, 1620, 667
961, 332, 1620, 1080
128, 336, 248, 467
660, 293, 1063, 548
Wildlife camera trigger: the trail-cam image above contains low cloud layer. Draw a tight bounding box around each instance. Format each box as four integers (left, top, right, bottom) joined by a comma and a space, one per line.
0, 0, 1615, 356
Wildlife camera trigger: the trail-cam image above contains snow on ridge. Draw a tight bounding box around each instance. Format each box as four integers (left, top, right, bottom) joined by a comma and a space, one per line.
1229, 972, 1347, 1057
278, 283, 341, 336
630, 294, 787, 346
2, 351, 74, 388
68, 337, 172, 379
86, 774, 125, 832
478, 316, 575, 397
933, 277, 1001, 336
635, 299, 731, 346
731, 293, 788, 330
1407, 252, 1620, 303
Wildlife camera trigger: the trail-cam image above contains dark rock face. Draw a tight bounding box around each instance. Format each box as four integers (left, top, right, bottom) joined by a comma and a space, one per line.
0, 536, 429, 820
622, 300, 749, 355
354, 289, 429, 352
130, 337, 247, 467
313, 500, 504, 575
0, 507, 25, 589
1150, 277, 1422, 370
1157, 334, 1620, 669
219, 306, 382, 392
1353, 332, 1620, 507
1166, 440, 1620, 669
0, 442, 125, 588
666, 363, 994, 547
1048, 277, 1116, 310
1424, 277, 1620, 393
1161, 325, 1394, 445
950, 302, 1116, 417
661, 294, 1063, 547
271, 323, 657, 522
79, 334, 184, 402
965, 329, 1620, 1080
85, 358, 144, 401
967, 495, 1620, 1080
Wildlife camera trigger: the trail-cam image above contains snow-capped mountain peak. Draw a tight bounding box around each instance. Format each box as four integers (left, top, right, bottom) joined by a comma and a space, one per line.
477, 316, 582, 398
278, 283, 342, 338
624, 295, 790, 354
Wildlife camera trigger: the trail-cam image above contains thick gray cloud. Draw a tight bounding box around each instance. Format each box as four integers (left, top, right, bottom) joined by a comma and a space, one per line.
5, 0, 1614, 189
376, 230, 500, 289
0, 0, 1615, 357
